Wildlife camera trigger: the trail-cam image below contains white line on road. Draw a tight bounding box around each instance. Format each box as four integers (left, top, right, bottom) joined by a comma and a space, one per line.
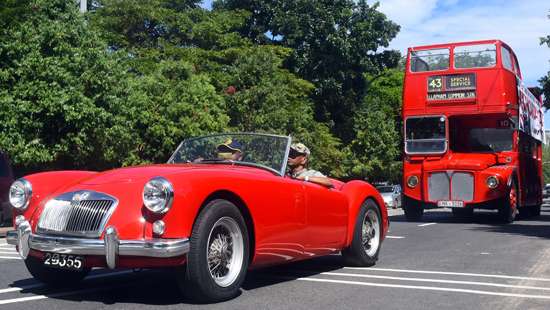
385, 236, 405, 239
320, 272, 550, 291
345, 267, 550, 282
294, 277, 550, 300
418, 223, 437, 227
0, 286, 123, 305
0, 251, 17, 254
0, 256, 20, 260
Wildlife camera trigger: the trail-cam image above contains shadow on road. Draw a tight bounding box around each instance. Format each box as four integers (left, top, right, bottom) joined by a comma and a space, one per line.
8, 255, 346, 306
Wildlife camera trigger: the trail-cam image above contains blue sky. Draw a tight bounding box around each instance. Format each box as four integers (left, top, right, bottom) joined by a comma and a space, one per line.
201, 0, 550, 126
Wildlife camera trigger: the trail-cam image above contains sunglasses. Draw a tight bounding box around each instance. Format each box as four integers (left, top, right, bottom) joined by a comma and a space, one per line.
288, 149, 306, 159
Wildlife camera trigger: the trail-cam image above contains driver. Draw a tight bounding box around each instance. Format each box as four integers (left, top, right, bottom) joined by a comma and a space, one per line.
217, 139, 244, 161
287, 142, 333, 188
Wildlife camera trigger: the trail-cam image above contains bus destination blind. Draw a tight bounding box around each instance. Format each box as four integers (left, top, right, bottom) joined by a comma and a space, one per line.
427, 74, 476, 101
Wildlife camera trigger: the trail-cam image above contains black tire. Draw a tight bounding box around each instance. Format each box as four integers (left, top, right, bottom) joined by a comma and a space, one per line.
451, 207, 474, 218
530, 205, 542, 217
178, 199, 249, 303
498, 179, 518, 223
403, 197, 424, 221
24, 256, 90, 287
342, 199, 382, 267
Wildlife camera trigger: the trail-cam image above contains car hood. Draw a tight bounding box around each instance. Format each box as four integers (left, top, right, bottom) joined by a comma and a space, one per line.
78, 165, 201, 185
423, 153, 497, 171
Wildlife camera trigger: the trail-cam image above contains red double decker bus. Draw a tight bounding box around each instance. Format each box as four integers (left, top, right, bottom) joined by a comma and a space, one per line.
401, 39, 544, 222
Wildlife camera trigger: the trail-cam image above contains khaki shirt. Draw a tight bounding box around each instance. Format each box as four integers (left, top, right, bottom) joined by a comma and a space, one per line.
291, 168, 325, 179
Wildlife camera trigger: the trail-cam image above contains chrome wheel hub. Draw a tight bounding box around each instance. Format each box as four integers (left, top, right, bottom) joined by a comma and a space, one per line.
206, 217, 244, 287
361, 209, 380, 257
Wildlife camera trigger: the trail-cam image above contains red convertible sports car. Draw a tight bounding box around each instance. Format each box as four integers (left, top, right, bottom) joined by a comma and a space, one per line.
7, 133, 388, 302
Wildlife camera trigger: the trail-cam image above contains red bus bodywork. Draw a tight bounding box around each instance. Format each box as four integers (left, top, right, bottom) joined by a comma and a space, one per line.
402, 39, 543, 222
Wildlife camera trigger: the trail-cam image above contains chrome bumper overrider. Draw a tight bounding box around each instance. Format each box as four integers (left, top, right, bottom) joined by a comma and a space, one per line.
7, 217, 189, 269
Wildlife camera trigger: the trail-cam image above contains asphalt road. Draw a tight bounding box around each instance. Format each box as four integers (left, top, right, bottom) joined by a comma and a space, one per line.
2, 207, 550, 309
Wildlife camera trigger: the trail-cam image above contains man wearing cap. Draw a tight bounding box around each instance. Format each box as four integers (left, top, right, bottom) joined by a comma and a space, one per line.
288, 143, 333, 187
217, 139, 244, 161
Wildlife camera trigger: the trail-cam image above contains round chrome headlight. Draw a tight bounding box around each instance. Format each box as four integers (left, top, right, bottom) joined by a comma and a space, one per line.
407, 175, 419, 188
9, 178, 32, 210
486, 176, 499, 189
142, 177, 174, 214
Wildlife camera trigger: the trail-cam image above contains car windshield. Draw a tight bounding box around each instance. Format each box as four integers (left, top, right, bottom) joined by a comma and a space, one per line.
168, 133, 291, 175
377, 186, 394, 193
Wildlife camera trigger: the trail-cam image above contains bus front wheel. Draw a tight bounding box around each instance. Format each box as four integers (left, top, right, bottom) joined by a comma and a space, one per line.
403, 197, 424, 221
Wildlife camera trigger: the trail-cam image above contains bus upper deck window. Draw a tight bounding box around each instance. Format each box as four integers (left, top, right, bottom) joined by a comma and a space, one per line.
454, 44, 496, 69
501, 46, 513, 71
410, 48, 450, 72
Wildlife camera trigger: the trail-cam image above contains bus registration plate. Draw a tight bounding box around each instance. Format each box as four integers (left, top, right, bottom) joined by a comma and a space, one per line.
437, 200, 464, 208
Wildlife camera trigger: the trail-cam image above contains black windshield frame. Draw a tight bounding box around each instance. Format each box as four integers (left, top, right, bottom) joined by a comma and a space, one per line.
405, 116, 448, 155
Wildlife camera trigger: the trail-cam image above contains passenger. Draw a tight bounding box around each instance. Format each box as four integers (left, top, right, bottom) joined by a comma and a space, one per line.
217, 139, 244, 161
287, 142, 333, 188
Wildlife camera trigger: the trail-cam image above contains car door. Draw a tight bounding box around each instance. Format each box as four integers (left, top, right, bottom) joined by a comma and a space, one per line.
303, 182, 348, 256
251, 176, 308, 265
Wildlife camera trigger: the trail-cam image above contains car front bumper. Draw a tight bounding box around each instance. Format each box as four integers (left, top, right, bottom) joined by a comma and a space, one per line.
6, 216, 189, 269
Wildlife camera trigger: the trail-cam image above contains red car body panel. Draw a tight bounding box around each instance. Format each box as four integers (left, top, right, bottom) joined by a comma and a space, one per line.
14, 164, 388, 269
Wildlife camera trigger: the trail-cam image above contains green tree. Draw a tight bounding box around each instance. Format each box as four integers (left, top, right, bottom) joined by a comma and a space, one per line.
214, 0, 401, 143
0, 0, 229, 174
344, 69, 403, 182
541, 11, 550, 108
544, 144, 550, 184
91, 0, 345, 175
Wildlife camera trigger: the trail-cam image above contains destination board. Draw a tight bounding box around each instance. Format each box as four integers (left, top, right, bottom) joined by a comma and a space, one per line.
427, 74, 476, 101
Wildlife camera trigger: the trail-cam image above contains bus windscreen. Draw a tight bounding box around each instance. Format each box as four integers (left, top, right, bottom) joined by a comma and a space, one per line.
405, 116, 447, 154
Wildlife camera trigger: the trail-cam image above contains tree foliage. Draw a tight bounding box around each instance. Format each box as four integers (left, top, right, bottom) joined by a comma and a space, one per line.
214, 0, 401, 143
541, 11, 550, 108
0, 0, 403, 182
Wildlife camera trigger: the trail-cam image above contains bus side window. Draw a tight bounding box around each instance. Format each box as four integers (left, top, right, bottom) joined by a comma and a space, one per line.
501, 46, 513, 72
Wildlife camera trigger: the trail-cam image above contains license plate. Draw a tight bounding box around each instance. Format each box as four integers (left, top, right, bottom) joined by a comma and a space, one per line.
437, 200, 464, 208
44, 253, 84, 271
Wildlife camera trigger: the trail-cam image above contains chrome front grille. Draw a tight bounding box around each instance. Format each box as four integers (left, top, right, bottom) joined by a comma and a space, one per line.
428, 171, 474, 202
451, 172, 474, 201
428, 172, 450, 201
38, 191, 117, 238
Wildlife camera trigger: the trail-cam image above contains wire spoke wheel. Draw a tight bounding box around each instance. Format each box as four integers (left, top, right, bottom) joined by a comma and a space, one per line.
361, 209, 380, 257
206, 217, 244, 288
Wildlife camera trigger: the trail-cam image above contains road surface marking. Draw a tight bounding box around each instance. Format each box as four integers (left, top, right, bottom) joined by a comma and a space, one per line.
0, 284, 43, 294
0, 256, 20, 260
294, 277, 550, 300
319, 272, 550, 291
345, 267, 550, 282
0, 286, 123, 305
386, 236, 405, 239
418, 223, 436, 227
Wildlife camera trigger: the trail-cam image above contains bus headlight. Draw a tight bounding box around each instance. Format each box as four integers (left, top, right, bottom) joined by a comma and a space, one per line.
407, 176, 419, 188
9, 179, 32, 210
486, 176, 499, 189
142, 177, 174, 214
